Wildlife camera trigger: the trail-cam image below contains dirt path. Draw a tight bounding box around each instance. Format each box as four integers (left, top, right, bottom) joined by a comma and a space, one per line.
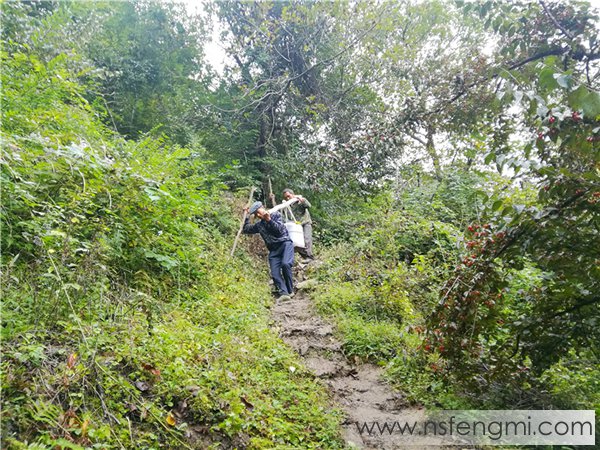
271, 279, 436, 449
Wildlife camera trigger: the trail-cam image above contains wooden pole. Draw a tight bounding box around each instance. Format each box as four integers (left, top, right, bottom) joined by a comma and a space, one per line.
268, 197, 299, 214
230, 187, 256, 257
267, 176, 275, 207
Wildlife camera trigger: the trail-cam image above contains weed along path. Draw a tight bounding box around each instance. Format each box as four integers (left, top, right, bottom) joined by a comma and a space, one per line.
271, 276, 436, 449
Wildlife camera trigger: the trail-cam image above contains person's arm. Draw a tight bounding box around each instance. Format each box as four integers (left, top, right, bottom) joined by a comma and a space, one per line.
297, 195, 311, 208
269, 193, 277, 208
242, 216, 260, 234
264, 212, 287, 236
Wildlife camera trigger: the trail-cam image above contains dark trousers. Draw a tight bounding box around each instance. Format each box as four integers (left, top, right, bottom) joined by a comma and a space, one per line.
268, 240, 295, 295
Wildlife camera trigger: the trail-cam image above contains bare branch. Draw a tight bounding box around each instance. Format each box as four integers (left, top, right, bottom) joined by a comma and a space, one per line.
539, 0, 575, 41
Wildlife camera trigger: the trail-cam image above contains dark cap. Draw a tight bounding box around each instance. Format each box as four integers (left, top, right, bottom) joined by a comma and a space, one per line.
249, 201, 263, 215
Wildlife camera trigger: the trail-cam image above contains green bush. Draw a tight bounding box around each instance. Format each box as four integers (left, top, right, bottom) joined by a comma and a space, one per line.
1, 41, 343, 449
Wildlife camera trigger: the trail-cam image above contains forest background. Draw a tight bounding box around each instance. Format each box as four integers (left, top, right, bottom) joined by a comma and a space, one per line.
1, 0, 599, 448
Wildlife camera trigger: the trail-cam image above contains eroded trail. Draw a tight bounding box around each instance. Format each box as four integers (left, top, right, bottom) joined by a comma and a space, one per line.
271, 282, 432, 449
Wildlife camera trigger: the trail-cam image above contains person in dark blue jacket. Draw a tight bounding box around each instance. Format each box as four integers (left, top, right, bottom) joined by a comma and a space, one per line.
243, 201, 294, 300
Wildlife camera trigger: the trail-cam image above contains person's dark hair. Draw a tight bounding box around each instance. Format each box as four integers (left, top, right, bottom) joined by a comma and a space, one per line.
282, 188, 294, 195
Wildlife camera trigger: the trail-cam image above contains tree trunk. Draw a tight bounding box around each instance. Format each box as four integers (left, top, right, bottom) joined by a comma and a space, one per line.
426, 125, 442, 181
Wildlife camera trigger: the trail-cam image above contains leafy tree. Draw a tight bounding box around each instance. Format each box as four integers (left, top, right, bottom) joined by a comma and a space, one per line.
2, 1, 210, 145
207, 0, 364, 189
427, 0, 599, 393
83, 0, 208, 144
208, 0, 505, 198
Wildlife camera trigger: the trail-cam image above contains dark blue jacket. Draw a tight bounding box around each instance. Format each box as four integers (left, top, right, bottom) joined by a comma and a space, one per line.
243, 212, 291, 250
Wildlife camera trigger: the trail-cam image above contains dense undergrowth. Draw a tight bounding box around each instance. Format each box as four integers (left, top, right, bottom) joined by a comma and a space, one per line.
0, 45, 343, 449
310, 178, 599, 414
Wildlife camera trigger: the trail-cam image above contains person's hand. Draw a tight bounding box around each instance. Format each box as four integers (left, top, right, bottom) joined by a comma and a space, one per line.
262, 211, 271, 222
296, 195, 304, 203
243, 207, 249, 215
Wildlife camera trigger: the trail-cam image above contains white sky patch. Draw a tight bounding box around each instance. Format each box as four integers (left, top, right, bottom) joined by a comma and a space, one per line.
203, 16, 231, 74
180, 0, 230, 74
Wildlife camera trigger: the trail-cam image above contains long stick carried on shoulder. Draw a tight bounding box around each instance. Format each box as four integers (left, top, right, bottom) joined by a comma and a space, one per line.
268, 197, 299, 214
230, 187, 256, 257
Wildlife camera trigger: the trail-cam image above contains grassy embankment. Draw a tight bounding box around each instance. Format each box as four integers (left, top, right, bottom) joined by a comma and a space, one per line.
1, 49, 343, 449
